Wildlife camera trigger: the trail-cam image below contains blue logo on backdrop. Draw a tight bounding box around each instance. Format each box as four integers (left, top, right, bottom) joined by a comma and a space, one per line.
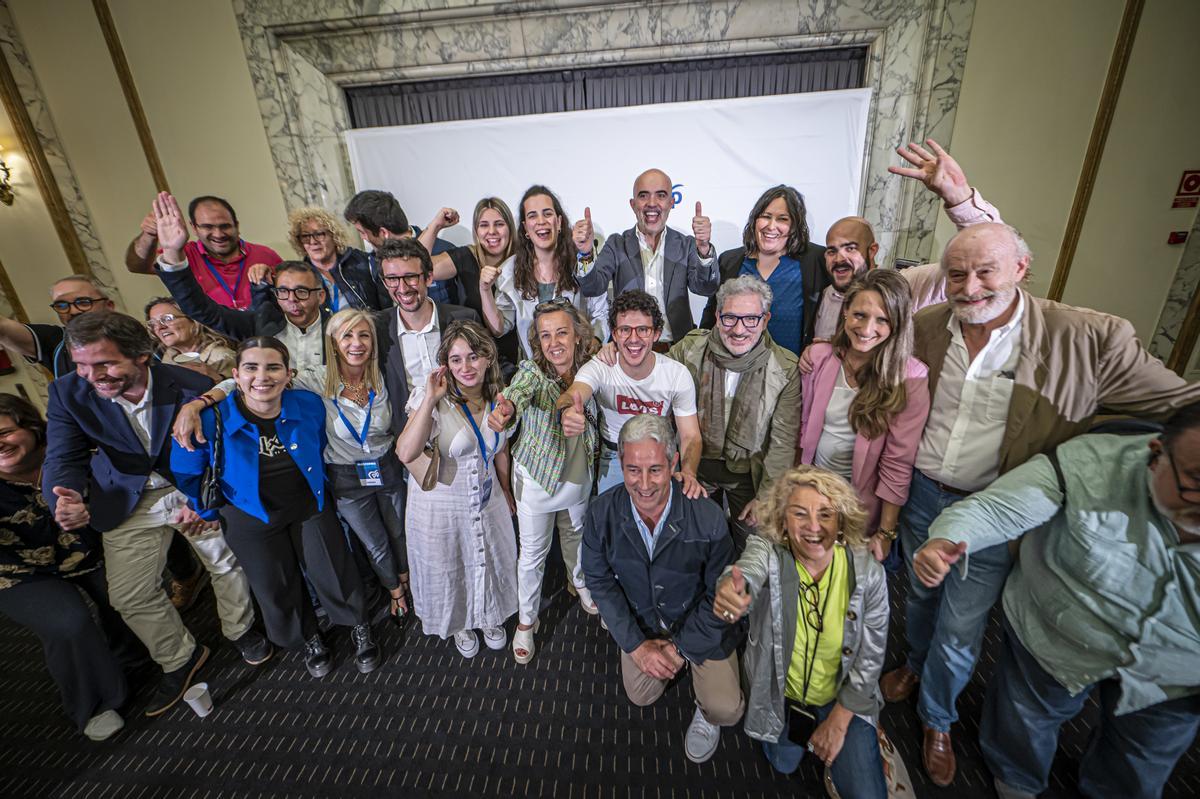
672, 184, 684, 206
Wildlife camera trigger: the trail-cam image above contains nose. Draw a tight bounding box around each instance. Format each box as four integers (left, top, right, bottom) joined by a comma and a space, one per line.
962, 271, 982, 297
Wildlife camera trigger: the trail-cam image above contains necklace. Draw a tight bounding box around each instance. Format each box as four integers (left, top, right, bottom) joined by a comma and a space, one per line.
342, 381, 369, 406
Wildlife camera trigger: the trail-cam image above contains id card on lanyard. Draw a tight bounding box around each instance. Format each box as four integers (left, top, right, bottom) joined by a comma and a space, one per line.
336, 390, 381, 486
459, 400, 498, 506
199, 243, 249, 309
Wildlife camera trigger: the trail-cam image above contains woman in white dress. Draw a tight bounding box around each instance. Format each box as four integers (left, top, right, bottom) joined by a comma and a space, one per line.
479, 185, 608, 357
395, 320, 519, 658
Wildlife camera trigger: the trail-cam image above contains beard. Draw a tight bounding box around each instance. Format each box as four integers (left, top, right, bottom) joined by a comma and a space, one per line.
949, 284, 1018, 325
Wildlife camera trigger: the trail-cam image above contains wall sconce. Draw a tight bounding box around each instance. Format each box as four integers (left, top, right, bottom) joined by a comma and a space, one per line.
0, 148, 12, 206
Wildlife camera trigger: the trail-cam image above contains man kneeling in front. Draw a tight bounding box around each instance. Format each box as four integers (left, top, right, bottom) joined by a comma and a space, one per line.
582, 413, 744, 763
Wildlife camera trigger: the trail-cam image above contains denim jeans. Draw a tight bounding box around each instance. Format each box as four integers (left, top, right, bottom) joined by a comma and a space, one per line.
596, 445, 623, 495
761, 701, 886, 798
982, 616, 1200, 798
900, 470, 1013, 732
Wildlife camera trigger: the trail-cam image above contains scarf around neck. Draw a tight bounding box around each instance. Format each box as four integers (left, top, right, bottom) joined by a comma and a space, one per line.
698, 327, 774, 465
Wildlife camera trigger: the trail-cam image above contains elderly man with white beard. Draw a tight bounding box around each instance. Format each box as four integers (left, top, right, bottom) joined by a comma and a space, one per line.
878, 222, 1200, 787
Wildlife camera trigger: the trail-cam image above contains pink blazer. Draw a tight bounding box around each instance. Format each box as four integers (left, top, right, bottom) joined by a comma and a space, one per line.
797, 344, 931, 530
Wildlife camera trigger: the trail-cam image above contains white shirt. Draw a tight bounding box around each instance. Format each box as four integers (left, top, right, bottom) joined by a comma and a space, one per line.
109, 371, 170, 490
813, 365, 857, 481
493, 256, 610, 359
723, 371, 741, 426
324, 384, 394, 465
915, 293, 1025, 491
397, 302, 441, 391
277, 318, 326, 390
637, 228, 673, 342
813, 285, 845, 341
575, 353, 697, 442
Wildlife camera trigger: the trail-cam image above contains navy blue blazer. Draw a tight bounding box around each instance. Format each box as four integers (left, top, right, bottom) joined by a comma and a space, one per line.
171, 388, 328, 524
43, 363, 215, 532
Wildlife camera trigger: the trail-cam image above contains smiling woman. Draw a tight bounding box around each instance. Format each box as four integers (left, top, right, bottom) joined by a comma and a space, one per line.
143, 296, 236, 380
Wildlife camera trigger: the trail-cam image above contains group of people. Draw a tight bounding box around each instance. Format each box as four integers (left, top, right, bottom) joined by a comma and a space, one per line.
0, 137, 1196, 799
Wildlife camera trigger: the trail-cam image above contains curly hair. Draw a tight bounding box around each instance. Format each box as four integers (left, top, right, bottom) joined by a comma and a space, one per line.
741, 185, 811, 259
755, 466, 869, 550
527, 299, 599, 381
608, 289, 664, 333
437, 320, 504, 405
287, 207, 351, 259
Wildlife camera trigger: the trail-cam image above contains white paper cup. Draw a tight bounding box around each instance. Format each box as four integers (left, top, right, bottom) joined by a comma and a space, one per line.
182, 682, 214, 717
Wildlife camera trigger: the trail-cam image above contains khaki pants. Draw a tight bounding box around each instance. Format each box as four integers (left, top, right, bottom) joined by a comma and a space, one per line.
103, 486, 254, 672
620, 649, 745, 726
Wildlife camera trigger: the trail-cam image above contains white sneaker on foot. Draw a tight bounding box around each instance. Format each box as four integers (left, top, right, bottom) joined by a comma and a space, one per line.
576, 584, 599, 615
83, 710, 124, 742
481, 626, 507, 650
684, 706, 721, 763
453, 629, 479, 658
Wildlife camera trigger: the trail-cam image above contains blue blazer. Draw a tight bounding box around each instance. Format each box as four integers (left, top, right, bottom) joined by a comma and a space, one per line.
43, 363, 215, 532
171, 388, 328, 523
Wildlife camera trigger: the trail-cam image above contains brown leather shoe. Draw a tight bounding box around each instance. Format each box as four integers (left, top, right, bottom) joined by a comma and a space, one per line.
168, 569, 210, 612
880, 664, 920, 702
922, 726, 956, 787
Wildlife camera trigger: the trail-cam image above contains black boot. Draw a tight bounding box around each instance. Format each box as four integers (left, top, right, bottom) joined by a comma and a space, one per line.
303, 634, 333, 678
351, 624, 381, 674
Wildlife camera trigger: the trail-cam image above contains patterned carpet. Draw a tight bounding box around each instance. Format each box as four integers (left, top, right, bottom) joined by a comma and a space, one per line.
0, 553, 1196, 798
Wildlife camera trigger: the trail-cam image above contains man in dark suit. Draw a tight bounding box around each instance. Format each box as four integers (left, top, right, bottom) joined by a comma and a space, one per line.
43, 312, 263, 718
572, 169, 719, 347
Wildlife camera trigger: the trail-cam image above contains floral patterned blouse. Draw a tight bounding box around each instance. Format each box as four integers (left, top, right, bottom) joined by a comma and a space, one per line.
0, 478, 100, 591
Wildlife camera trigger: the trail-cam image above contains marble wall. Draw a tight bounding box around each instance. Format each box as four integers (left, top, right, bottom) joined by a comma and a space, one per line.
1150, 204, 1200, 369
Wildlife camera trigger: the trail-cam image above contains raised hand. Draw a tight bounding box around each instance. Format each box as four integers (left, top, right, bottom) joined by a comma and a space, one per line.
691, 201, 712, 257
479, 264, 501, 290
572, 207, 594, 256
888, 138, 972, 207
152, 192, 189, 259
488, 392, 515, 432
713, 565, 752, 623
52, 486, 90, 531
247, 263, 274, 285
430, 207, 460, 232
560, 392, 586, 437
913, 539, 968, 588
139, 211, 158, 238
426, 366, 450, 403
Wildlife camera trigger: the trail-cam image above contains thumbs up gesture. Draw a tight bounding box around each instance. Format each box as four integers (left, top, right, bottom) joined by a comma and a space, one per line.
913, 539, 969, 588
714, 565, 752, 623
488, 392, 516, 432
560, 391, 586, 437
572, 207, 594, 256
52, 486, 91, 531
691, 201, 712, 257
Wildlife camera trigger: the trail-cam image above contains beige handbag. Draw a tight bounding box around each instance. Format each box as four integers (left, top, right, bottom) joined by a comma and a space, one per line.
404, 437, 441, 491
823, 726, 913, 798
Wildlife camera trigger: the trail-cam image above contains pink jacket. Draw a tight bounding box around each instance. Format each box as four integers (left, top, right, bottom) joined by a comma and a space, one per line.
797, 344, 931, 530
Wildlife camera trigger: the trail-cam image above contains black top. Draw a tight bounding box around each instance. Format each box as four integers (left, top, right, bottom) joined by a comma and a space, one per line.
235, 395, 314, 517
23, 323, 73, 379
0, 476, 101, 591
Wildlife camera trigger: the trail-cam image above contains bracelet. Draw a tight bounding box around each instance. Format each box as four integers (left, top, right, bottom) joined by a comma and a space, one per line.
876, 528, 898, 542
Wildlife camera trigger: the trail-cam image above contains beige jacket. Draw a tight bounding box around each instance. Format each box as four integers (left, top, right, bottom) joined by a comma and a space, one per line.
914, 289, 1200, 475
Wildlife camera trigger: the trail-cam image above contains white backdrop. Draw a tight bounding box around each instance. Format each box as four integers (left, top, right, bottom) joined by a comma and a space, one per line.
346, 88, 872, 314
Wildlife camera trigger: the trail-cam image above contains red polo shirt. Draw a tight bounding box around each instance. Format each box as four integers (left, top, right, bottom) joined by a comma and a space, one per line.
183, 240, 282, 309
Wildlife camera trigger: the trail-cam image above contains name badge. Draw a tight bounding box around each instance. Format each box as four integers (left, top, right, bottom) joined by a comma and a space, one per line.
355, 460, 383, 487
480, 473, 493, 506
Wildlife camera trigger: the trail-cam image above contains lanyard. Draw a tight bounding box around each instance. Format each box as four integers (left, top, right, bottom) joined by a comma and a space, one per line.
335, 390, 375, 452
459, 400, 498, 469
200, 243, 249, 308
797, 550, 837, 705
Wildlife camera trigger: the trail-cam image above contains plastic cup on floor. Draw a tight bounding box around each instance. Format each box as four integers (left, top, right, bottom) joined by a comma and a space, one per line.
183, 682, 214, 717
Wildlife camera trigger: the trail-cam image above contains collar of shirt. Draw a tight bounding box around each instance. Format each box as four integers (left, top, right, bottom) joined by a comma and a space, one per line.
109, 369, 153, 417
635, 227, 666, 259
630, 489, 673, 558
398, 301, 439, 336
824, 285, 845, 304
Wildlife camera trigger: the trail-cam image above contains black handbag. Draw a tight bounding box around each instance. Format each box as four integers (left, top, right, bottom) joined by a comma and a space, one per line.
198, 403, 226, 510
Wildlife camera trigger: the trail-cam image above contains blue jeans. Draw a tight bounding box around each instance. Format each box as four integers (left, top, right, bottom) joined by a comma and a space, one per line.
596, 445, 623, 494
761, 701, 887, 798
982, 616, 1200, 798
900, 470, 1013, 732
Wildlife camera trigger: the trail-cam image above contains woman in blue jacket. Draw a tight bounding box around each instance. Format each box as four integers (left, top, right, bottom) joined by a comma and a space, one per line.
172, 336, 379, 678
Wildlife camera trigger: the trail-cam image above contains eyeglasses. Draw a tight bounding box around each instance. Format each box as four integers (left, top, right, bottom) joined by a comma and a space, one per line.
298, 231, 330, 244
272, 286, 321, 300
1165, 444, 1200, 505
535, 297, 574, 313
613, 325, 655, 339
50, 297, 105, 313
718, 313, 765, 330
381, 273, 425, 288
799, 582, 824, 633
147, 314, 178, 330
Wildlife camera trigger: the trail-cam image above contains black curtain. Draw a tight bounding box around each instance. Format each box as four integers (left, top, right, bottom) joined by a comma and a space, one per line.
347, 48, 866, 128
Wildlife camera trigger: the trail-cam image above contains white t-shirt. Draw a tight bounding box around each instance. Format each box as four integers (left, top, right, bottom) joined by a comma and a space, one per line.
575, 353, 697, 443
813, 365, 857, 481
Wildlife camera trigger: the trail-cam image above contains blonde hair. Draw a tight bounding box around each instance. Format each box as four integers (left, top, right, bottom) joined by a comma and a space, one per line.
467, 196, 517, 266
755, 466, 869, 550
288, 207, 351, 258
323, 309, 382, 398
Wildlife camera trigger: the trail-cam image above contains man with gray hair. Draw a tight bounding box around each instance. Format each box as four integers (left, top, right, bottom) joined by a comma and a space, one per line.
667, 275, 799, 549
0, 275, 115, 379
581, 413, 743, 764
880, 221, 1200, 788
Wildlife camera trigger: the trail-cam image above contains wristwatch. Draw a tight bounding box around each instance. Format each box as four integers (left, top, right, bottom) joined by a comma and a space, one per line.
876, 528, 898, 542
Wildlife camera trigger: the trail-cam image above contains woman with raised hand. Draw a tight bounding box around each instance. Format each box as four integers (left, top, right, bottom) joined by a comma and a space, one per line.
714, 466, 889, 796
144, 296, 237, 381
171, 336, 380, 679
486, 300, 602, 663
395, 320, 518, 659
479, 186, 607, 360
796, 268, 930, 565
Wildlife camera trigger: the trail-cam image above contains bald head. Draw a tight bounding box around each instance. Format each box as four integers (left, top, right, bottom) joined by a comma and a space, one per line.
824, 216, 878, 290
942, 222, 1030, 266
942, 223, 1030, 325
630, 168, 674, 242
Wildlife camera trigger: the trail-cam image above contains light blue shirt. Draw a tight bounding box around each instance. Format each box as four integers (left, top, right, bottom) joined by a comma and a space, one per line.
630, 490, 673, 560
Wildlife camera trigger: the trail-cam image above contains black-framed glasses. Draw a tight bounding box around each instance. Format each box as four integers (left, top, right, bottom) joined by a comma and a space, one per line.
50, 297, 105, 313
381, 273, 425, 288
272, 286, 321, 300
146, 314, 178, 330
298, 231, 330, 244
613, 324, 654, 339
1166, 444, 1200, 505
718, 313, 765, 330
799, 582, 824, 632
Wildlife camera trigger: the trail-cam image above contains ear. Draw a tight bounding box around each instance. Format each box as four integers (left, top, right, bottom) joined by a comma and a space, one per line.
629, 197, 637, 213
869, 242, 880, 260
1148, 437, 1164, 462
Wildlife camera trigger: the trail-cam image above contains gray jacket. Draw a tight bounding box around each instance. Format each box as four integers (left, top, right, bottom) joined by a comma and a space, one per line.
727, 535, 888, 743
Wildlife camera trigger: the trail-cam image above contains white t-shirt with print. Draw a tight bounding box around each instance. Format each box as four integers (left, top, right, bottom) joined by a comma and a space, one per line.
575, 353, 697, 443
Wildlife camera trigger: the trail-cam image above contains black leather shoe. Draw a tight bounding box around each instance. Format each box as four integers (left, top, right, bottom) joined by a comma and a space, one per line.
351, 624, 381, 674
304, 634, 333, 678
145, 644, 209, 717
231, 629, 273, 666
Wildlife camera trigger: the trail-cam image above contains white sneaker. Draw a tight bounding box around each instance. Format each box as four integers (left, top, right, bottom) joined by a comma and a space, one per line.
481, 626, 507, 650
684, 706, 721, 763
83, 710, 124, 742
576, 584, 599, 615
453, 629, 479, 658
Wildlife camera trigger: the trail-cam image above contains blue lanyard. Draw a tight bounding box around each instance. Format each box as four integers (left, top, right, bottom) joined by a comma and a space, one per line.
335, 390, 375, 452
460, 400, 498, 468
200, 243, 248, 308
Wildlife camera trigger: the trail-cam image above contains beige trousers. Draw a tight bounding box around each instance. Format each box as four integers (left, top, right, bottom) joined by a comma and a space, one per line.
620, 648, 745, 726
